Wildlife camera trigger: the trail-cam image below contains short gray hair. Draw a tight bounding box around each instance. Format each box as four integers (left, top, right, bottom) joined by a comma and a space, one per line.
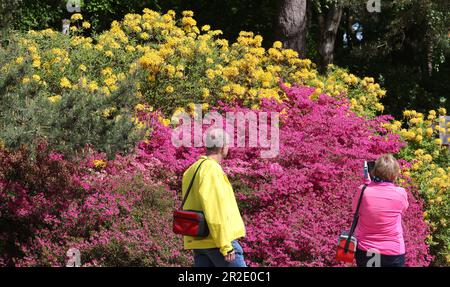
205, 128, 230, 150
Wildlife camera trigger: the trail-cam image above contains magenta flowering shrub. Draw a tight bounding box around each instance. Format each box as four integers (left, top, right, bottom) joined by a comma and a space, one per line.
135, 85, 431, 266
0, 85, 431, 266
0, 143, 82, 266
0, 143, 191, 266
234, 86, 430, 266
72, 151, 191, 267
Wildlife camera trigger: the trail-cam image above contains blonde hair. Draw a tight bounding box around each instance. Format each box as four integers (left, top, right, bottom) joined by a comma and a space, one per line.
372, 154, 400, 182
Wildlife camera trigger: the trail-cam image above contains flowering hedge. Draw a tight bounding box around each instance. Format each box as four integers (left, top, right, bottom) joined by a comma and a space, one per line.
229, 86, 427, 266
0, 8, 447, 265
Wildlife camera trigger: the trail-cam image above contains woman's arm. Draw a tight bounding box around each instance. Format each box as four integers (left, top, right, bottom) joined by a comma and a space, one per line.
401, 188, 409, 213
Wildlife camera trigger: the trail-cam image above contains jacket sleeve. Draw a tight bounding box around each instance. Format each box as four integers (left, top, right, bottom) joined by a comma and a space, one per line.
197, 164, 233, 256
401, 188, 409, 213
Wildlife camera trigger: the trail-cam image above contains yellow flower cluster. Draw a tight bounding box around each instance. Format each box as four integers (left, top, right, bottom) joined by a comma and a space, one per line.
394, 107, 449, 262
48, 95, 62, 103
332, 70, 387, 116
397, 109, 448, 144
81, 9, 382, 114
10, 9, 390, 120
92, 159, 107, 169
71, 13, 83, 21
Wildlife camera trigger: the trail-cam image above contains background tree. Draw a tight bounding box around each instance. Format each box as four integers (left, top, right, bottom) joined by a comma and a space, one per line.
276, 0, 308, 57
335, 0, 450, 116
312, 0, 344, 71
0, 0, 23, 46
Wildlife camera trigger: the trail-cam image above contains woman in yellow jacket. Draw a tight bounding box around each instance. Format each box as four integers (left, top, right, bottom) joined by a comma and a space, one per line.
182, 129, 246, 267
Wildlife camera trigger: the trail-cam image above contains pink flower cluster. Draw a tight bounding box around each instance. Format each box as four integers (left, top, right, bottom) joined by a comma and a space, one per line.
0, 85, 432, 266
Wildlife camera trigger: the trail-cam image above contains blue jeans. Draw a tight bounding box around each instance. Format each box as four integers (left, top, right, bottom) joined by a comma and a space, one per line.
193, 240, 247, 267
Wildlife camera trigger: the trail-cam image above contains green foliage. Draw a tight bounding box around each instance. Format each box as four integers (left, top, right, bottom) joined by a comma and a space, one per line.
3, 0, 279, 46
0, 31, 143, 158
2, 1, 64, 33
335, 0, 450, 117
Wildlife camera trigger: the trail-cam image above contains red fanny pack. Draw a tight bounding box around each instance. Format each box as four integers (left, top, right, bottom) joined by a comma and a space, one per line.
173, 159, 210, 237
336, 233, 358, 263
336, 185, 367, 264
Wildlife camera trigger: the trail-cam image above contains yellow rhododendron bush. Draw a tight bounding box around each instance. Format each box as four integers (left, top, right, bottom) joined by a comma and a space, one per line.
0, 9, 448, 265
0, 9, 389, 157
394, 109, 450, 265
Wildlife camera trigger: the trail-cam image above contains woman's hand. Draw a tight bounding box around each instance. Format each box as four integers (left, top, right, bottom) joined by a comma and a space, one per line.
224, 250, 235, 262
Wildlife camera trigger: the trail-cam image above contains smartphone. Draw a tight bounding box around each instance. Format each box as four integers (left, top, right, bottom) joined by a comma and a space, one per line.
364, 161, 376, 180
367, 161, 375, 173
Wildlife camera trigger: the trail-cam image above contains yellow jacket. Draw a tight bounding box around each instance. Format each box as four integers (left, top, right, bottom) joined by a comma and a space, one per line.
182, 156, 246, 256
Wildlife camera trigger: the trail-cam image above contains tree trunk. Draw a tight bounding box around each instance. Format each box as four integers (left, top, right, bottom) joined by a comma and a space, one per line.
317, 3, 344, 71
276, 0, 308, 58
0, 0, 22, 47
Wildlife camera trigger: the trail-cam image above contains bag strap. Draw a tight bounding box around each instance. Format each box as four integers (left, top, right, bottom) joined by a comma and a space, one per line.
344, 184, 368, 253
180, 159, 208, 209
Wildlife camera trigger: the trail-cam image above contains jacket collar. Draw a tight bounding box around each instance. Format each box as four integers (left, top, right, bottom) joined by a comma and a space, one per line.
369, 181, 395, 187
200, 155, 219, 163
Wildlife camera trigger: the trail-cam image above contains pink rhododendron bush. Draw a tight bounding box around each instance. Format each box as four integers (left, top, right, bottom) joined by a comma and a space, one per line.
0, 143, 191, 266
0, 85, 432, 266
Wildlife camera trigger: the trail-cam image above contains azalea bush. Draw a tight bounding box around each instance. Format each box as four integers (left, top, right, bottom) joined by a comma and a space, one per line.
0, 31, 144, 158
111, 85, 432, 266
113, 86, 434, 266
0, 142, 190, 266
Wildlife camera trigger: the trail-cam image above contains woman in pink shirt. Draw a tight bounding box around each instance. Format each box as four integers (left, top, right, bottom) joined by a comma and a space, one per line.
352, 154, 409, 267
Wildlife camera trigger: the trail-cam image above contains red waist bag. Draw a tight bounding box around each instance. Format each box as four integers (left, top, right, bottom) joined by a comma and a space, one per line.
336, 185, 367, 264
173, 159, 210, 237
336, 233, 358, 263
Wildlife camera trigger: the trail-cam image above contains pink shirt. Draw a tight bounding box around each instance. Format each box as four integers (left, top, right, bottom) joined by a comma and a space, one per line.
352, 182, 409, 255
